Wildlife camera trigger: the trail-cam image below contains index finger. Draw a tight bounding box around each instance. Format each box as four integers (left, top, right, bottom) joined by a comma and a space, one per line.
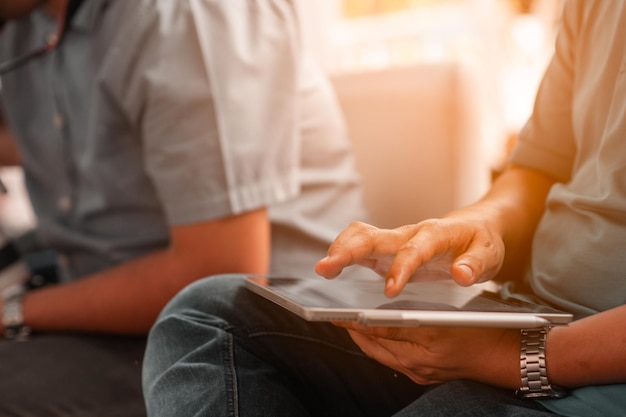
315, 221, 379, 278
315, 222, 412, 279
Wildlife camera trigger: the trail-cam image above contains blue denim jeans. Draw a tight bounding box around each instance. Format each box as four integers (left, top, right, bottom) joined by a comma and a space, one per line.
142, 275, 558, 417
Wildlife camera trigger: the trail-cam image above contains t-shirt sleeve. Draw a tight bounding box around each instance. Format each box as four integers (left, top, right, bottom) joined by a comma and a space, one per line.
510, 1, 579, 183
112, 0, 303, 225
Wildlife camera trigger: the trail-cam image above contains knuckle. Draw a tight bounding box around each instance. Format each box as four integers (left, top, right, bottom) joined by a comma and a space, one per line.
348, 221, 379, 240
399, 239, 421, 252
348, 220, 365, 229
417, 218, 445, 232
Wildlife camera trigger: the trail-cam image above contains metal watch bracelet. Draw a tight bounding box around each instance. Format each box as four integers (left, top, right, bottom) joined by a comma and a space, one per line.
2, 284, 30, 341
515, 327, 567, 399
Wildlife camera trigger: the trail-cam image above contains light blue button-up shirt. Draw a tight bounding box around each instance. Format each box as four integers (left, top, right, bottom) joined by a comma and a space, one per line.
0, 0, 366, 280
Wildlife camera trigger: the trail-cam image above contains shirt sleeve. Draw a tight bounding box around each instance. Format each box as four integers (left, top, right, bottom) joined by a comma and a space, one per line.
510, 0, 578, 183
108, 0, 303, 225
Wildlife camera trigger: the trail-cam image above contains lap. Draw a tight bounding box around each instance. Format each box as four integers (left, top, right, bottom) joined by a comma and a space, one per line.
146, 274, 425, 417
0, 333, 147, 417
147, 276, 561, 417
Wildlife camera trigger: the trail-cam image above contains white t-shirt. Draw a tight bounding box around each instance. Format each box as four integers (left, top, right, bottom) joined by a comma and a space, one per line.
511, 1, 626, 414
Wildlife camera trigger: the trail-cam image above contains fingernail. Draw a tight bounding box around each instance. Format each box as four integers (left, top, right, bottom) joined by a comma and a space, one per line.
385, 276, 395, 291
458, 264, 474, 282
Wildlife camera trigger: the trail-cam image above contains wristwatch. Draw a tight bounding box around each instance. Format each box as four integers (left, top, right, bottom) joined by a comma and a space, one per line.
515, 327, 568, 399
2, 284, 30, 341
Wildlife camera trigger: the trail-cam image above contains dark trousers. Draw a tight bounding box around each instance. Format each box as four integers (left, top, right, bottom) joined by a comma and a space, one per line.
0, 334, 147, 417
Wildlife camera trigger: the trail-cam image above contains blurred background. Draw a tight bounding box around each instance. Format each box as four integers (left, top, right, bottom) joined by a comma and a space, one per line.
0, 0, 564, 235
302, 0, 561, 132
298, 0, 564, 227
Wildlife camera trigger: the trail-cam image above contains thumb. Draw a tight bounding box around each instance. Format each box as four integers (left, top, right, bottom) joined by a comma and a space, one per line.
451, 262, 477, 286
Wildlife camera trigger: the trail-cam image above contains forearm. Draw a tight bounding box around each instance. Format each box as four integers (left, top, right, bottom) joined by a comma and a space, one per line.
15, 210, 270, 335
477, 306, 626, 391
20, 249, 206, 335
547, 305, 626, 388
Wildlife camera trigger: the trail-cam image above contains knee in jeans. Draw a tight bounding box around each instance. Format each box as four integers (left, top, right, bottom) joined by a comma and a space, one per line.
161, 273, 245, 319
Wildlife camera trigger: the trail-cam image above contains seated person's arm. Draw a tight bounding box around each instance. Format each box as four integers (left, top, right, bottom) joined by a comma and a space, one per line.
467, 163, 557, 284
12, 208, 269, 334
546, 304, 626, 388
320, 161, 624, 390
336, 302, 626, 389
317, 164, 557, 296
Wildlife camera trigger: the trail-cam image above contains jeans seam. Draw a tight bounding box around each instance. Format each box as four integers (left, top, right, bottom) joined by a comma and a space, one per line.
225, 332, 239, 417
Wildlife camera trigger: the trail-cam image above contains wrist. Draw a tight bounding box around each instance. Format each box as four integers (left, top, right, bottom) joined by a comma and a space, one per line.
2, 284, 30, 341
515, 327, 568, 399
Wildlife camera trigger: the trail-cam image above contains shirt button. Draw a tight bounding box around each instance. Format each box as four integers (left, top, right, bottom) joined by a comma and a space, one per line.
52, 113, 65, 129
57, 196, 72, 212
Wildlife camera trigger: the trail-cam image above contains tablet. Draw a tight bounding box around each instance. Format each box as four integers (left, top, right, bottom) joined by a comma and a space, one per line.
244, 275, 572, 328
